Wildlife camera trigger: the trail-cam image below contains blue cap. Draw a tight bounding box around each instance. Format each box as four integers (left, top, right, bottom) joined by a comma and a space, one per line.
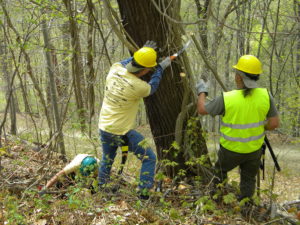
79, 156, 98, 176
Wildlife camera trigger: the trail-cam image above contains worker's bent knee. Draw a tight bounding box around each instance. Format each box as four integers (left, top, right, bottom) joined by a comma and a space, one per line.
138, 148, 156, 163
146, 149, 156, 162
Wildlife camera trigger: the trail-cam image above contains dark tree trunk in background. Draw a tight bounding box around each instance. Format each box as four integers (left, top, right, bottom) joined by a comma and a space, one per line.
294, 0, 300, 137
59, 21, 71, 114
236, 1, 246, 55
116, 0, 211, 181
87, 0, 96, 138
194, 0, 213, 131
1, 29, 17, 135
225, 34, 233, 88
41, 12, 66, 157
63, 0, 86, 131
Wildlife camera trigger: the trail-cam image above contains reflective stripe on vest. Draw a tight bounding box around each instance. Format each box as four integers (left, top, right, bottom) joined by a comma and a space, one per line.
220, 120, 267, 129
220, 88, 270, 153
220, 132, 265, 142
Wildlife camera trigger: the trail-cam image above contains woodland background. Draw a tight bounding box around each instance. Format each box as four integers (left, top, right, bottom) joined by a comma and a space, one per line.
0, 0, 300, 224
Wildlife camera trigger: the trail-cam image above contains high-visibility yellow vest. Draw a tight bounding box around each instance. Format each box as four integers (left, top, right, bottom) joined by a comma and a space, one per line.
220, 88, 270, 153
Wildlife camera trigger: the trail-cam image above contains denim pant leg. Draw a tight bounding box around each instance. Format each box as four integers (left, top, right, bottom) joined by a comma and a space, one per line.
98, 130, 121, 185
126, 130, 156, 190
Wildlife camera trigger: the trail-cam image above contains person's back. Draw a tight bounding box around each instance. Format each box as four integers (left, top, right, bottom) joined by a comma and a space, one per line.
196, 54, 279, 220
220, 88, 270, 153
99, 63, 150, 135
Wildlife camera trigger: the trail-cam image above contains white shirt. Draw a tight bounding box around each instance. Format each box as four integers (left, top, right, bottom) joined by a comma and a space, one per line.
63, 154, 100, 174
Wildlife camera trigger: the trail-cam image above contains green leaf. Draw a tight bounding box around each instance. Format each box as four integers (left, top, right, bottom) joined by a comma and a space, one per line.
0, 147, 8, 157
171, 141, 180, 150
169, 208, 180, 220
223, 193, 237, 204
138, 138, 151, 149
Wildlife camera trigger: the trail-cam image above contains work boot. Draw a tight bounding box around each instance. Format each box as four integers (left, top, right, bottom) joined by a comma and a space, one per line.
139, 193, 150, 200
137, 188, 150, 200
241, 204, 269, 222
99, 184, 119, 194
209, 187, 223, 203
239, 197, 254, 221
241, 203, 253, 221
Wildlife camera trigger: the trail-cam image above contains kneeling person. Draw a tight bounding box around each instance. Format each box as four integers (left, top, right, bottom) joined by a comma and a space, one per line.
39, 154, 99, 195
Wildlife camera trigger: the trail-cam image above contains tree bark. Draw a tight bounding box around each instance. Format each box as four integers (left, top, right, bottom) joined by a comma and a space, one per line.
87, 0, 96, 137
294, 0, 300, 137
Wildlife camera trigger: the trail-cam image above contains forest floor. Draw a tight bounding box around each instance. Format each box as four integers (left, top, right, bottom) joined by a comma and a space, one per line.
0, 125, 300, 225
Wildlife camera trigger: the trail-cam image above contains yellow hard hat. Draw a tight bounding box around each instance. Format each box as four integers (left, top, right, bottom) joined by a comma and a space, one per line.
133, 47, 157, 67
233, 55, 262, 75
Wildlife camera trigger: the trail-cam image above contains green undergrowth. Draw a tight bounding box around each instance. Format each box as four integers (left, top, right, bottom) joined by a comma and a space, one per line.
1, 125, 299, 224
0, 138, 258, 225
0, 182, 256, 225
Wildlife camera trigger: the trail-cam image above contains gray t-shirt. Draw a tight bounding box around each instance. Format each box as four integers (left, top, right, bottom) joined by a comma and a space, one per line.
205, 91, 278, 117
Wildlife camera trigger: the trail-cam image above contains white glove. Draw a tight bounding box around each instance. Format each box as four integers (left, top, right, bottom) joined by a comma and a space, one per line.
159, 57, 171, 70
196, 79, 210, 96
143, 40, 157, 50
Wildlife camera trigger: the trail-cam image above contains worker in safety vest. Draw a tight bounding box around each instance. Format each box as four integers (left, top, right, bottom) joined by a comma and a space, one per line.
196, 55, 280, 202
39, 154, 99, 196
98, 41, 172, 199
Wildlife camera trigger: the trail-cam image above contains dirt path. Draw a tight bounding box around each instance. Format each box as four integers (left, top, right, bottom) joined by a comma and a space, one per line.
271, 145, 300, 202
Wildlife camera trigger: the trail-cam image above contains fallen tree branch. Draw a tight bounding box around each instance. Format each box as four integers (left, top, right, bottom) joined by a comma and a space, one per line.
275, 210, 298, 225
282, 200, 300, 208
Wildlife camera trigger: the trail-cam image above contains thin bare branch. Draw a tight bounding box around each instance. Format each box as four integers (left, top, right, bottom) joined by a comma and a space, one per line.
149, 0, 206, 25
102, 0, 138, 52
191, 34, 228, 91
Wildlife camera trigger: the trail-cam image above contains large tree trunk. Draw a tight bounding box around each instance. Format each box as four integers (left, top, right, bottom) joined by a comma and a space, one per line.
116, 0, 211, 181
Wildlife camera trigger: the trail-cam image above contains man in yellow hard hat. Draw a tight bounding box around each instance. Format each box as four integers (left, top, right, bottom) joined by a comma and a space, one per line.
98, 41, 172, 199
196, 55, 279, 204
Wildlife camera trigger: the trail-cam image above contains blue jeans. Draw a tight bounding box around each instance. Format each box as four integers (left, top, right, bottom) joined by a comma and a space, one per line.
98, 129, 156, 190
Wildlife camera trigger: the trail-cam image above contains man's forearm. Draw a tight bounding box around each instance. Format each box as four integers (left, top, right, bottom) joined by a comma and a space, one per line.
148, 66, 163, 95
45, 170, 66, 189
197, 93, 208, 115
265, 116, 280, 130
120, 57, 133, 67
